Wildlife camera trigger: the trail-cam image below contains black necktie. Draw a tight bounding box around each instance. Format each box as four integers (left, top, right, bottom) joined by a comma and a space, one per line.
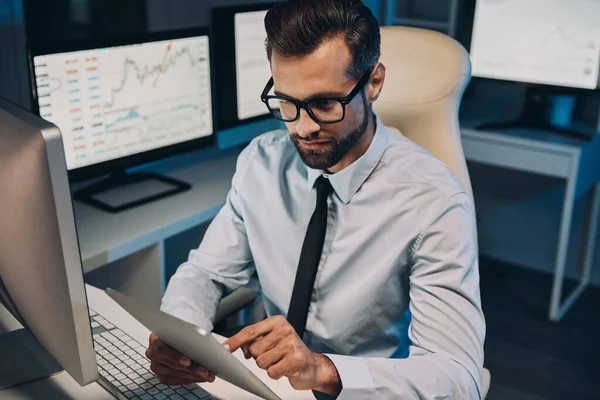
287, 176, 333, 338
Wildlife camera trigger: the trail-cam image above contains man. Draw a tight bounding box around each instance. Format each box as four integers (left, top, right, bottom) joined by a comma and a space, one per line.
146, 0, 486, 398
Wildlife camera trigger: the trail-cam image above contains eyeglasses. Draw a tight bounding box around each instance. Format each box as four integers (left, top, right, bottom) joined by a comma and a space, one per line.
260, 70, 372, 124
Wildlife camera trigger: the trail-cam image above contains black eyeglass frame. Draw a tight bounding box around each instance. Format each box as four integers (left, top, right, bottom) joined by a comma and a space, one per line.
260, 70, 372, 124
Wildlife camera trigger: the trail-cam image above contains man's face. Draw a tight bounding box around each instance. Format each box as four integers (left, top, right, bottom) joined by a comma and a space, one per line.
271, 36, 370, 171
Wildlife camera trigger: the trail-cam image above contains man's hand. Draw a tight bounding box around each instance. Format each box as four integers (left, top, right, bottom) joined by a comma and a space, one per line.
223, 315, 342, 396
146, 333, 216, 385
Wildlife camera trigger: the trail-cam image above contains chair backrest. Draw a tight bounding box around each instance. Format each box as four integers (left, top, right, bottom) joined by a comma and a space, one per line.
373, 26, 474, 200
374, 29, 487, 393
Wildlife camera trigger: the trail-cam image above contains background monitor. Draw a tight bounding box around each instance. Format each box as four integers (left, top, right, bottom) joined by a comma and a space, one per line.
466, 0, 600, 90
29, 28, 215, 182
28, 28, 216, 212
459, 0, 600, 139
212, 3, 278, 131
0, 97, 97, 388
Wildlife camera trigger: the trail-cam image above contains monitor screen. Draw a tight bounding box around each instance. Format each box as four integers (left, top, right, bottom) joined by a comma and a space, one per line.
234, 9, 272, 121
469, 0, 600, 89
212, 4, 277, 131
32, 33, 213, 172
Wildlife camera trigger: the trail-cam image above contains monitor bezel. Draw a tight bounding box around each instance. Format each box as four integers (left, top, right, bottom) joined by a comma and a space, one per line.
27, 27, 217, 182
457, 0, 600, 93
211, 2, 279, 131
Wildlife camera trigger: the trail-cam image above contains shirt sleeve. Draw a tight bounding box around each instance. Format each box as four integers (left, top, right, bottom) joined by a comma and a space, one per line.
326, 192, 486, 399
160, 144, 257, 332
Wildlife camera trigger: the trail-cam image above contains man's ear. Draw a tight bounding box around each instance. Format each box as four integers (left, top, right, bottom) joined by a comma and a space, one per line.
367, 63, 386, 103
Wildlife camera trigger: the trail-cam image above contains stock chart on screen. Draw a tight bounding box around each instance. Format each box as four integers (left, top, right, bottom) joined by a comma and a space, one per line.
33, 36, 213, 171
470, 0, 600, 89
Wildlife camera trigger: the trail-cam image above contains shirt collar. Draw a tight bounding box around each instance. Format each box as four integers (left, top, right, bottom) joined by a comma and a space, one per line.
306, 114, 389, 204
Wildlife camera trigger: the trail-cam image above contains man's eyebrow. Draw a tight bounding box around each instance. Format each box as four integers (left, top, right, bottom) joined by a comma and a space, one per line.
273, 89, 348, 100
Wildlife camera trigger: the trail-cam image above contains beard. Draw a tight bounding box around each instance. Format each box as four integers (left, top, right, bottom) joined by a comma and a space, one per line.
290, 97, 370, 171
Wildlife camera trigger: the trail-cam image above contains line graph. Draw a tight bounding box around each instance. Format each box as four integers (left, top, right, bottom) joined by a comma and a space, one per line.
153, 43, 173, 87
103, 103, 203, 130
31, 35, 213, 170
470, 0, 600, 89
104, 109, 141, 130
542, 27, 598, 52
104, 42, 206, 109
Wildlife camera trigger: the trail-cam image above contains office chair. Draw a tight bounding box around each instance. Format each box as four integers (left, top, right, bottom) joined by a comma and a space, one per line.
213, 287, 259, 325
373, 26, 490, 399
374, 26, 474, 199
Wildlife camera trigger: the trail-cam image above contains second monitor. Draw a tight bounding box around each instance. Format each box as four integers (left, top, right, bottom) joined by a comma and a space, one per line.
461, 0, 600, 139
469, 0, 600, 90
29, 28, 215, 212
212, 3, 278, 131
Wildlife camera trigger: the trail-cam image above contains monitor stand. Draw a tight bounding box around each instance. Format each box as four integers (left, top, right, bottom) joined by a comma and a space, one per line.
476, 88, 594, 141
74, 170, 191, 213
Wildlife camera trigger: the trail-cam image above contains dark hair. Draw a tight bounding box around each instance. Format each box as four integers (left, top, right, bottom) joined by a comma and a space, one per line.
265, 0, 381, 78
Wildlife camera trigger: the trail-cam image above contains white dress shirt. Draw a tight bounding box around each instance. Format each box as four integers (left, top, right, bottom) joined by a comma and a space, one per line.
161, 115, 486, 399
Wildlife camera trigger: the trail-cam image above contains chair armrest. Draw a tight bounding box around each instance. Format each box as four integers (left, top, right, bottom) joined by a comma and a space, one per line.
482, 367, 491, 399
213, 287, 259, 325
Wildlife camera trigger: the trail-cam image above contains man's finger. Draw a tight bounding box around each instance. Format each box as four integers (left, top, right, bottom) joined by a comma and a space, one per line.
150, 362, 214, 382
224, 316, 285, 352
158, 356, 211, 377
149, 333, 158, 345
266, 359, 289, 381
152, 356, 209, 374
150, 361, 202, 382
152, 336, 192, 367
248, 331, 280, 359
255, 346, 286, 371
147, 344, 195, 374
150, 363, 201, 382
242, 344, 251, 359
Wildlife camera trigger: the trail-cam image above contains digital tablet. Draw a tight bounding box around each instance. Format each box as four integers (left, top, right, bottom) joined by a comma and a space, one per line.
105, 288, 281, 400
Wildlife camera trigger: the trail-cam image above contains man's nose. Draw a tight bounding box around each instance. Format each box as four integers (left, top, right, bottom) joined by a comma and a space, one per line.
294, 108, 321, 139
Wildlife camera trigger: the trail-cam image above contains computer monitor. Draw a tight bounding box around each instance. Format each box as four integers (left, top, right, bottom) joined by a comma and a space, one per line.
0, 98, 213, 400
212, 3, 278, 131
460, 0, 600, 138
0, 97, 97, 389
28, 28, 215, 212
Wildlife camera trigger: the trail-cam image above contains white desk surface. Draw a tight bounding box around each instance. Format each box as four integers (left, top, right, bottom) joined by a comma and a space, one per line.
74, 151, 240, 273
459, 115, 600, 182
1, 285, 314, 400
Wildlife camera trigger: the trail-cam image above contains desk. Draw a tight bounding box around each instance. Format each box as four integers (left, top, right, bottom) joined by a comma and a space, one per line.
0, 285, 314, 400
460, 122, 600, 321
74, 150, 241, 307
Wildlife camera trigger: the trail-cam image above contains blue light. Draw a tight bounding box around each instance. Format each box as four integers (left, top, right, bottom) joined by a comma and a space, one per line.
0, 0, 24, 26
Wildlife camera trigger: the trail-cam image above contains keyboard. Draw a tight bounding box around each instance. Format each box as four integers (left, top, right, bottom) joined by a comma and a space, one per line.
90, 309, 212, 400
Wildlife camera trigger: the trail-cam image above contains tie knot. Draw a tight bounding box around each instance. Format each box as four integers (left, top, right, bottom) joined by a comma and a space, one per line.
315, 176, 333, 198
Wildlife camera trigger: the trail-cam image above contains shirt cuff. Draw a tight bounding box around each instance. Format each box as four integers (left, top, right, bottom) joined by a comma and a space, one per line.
325, 354, 375, 399
160, 304, 214, 332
